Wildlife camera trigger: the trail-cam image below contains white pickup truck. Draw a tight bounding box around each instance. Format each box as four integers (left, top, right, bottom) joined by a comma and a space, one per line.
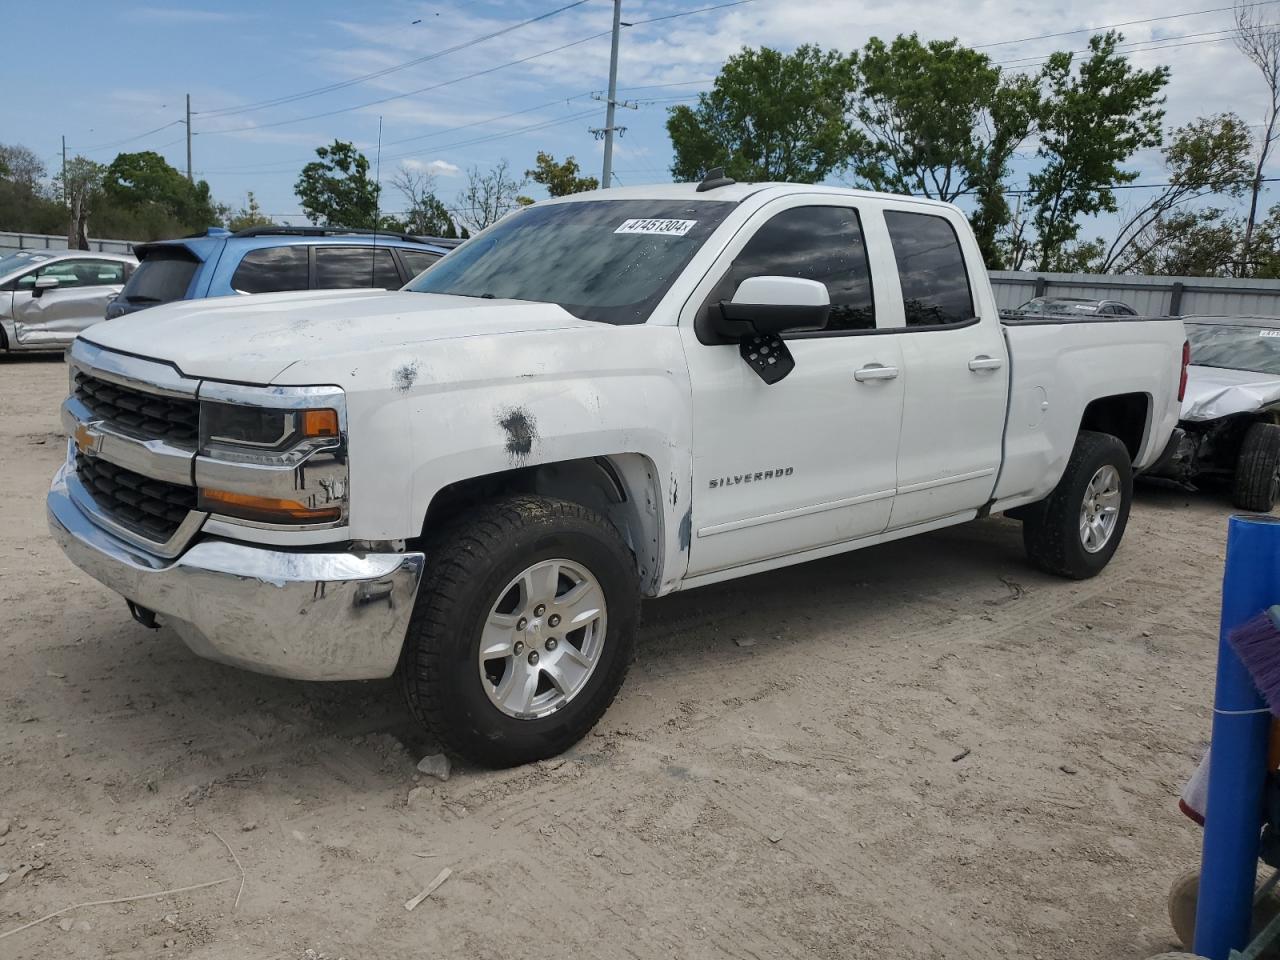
48, 178, 1188, 766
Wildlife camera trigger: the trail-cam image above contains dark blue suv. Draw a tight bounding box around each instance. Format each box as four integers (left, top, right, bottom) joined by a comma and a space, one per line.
105, 226, 459, 319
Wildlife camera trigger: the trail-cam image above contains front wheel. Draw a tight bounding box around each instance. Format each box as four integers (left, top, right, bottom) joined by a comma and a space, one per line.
400, 495, 639, 768
1021, 430, 1134, 579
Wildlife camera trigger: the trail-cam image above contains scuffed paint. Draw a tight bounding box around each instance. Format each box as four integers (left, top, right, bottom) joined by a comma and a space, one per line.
498, 407, 538, 461
670, 475, 679, 506
393, 360, 421, 393
677, 506, 692, 552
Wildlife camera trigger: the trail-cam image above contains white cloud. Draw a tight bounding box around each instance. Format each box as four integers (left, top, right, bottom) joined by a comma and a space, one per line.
404, 158, 461, 177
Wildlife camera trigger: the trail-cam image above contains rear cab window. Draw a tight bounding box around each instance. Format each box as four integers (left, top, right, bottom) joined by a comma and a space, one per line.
398, 248, 440, 279
883, 210, 975, 327
231, 245, 309, 294
120, 248, 199, 306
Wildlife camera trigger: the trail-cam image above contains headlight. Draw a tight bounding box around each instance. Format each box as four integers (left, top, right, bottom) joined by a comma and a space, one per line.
194, 387, 349, 528
199, 402, 340, 464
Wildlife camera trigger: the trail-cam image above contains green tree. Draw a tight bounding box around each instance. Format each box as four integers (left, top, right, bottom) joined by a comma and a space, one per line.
667, 45, 859, 182
295, 140, 380, 228
454, 160, 526, 233
102, 151, 220, 231
0, 142, 63, 235
526, 151, 598, 196
1027, 32, 1170, 271
1100, 113, 1253, 272
226, 191, 275, 232
849, 35, 1039, 268
56, 156, 105, 249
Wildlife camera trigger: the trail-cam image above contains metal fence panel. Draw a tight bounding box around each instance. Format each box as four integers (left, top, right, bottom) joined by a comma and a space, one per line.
989, 270, 1280, 318
0, 231, 137, 257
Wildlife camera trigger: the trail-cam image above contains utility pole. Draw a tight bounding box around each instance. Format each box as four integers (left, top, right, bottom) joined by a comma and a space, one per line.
61, 135, 67, 205
590, 0, 637, 189
185, 93, 193, 183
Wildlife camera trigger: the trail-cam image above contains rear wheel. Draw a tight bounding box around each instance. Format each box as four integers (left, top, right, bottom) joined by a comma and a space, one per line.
1233, 421, 1280, 512
400, 495, 638, 768
1022, 430, 1134, 579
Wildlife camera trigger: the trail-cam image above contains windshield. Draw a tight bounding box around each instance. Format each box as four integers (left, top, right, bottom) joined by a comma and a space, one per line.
119, 250, 198, 305
1187, 322, 1280, 376
0, 250, 53, 278
406, 199, 737, 324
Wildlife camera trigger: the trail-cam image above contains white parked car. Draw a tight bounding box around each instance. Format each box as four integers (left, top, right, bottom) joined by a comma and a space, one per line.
0, 249, 136, 352
47, 177, 1187, 766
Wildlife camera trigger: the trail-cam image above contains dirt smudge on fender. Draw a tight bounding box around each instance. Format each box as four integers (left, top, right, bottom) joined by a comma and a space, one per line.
499, 407, 538, 462
393, 360, 421, 393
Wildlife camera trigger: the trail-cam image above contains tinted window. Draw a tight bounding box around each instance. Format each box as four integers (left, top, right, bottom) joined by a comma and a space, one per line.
315, 246, 402, 289
407, 199, 736, 325
231, 246, 309, 294
121, 249, 198, 305
884, 211, 974, 327
399, 249, 440, 278
712, 205, 875, 332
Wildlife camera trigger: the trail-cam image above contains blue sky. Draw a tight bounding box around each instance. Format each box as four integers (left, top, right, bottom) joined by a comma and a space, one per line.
2, 0, 1274, 233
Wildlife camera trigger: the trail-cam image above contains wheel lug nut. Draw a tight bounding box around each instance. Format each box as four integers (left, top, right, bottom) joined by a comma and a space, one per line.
528, 651, 540, 664
534, 604, 546, 617
548, 614, 561, 627
546, 638, 557, 651
516, 617, 527, 631
514, 641, 524, 655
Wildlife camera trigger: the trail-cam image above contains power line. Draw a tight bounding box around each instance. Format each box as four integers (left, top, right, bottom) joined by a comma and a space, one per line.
973, 0, 1278, 49
1002, 175, 1280, 195
627, 0, 760, 26
996, 31, 1240, 69
77, 119, 184, 154
196, 0, 592, 119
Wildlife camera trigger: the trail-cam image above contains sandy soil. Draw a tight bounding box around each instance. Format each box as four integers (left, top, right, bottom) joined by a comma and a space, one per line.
0, 353, 1234, 959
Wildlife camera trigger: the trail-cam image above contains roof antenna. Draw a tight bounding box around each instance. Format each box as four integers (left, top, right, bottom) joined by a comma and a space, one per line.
696, 166, 735, 192
372, 115, 382, 287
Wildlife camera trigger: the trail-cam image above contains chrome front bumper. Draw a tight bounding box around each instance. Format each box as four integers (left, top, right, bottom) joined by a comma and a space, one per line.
47, 464, 425, 681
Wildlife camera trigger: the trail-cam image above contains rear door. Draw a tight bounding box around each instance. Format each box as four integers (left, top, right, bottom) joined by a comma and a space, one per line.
881, 208, 1009, 529
11, 258, 128, 346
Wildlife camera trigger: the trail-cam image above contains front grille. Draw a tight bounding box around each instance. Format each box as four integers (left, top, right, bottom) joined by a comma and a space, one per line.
73, 372, 199, 447
75, 454, 196, 542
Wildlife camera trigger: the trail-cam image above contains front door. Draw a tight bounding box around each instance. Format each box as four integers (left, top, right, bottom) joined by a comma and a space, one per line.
680, 199, 906, 578
11, 258, 128, 346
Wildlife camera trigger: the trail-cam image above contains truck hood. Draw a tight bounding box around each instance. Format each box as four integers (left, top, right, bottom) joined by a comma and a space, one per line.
80, 289, 593, 383
1181, 364, 1280, 421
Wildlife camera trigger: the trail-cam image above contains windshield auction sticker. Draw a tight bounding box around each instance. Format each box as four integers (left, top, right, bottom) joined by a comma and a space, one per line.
614, 218, 697, 236
1260, 330, 1280, 337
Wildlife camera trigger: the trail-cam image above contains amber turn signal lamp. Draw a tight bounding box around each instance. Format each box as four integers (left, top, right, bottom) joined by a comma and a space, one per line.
302, 408, 340, 438
199, 488, 342, 524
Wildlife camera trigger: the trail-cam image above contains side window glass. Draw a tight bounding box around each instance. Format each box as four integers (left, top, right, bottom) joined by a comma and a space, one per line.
315, 246, 402, 289
711, 205, 875, 332
399, 249, 440, 278
231, 246, 309, 294
883, 211, 974, 327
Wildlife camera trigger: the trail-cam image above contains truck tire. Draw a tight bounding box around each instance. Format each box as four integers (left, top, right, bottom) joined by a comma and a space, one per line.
399, 495, 639, 768
1233, 421, 1280, 512
1021, 430, 1133, 580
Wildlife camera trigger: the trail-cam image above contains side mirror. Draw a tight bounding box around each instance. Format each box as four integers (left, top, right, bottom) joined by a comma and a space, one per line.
713, 276, 830, 340
32, 276, 60, 296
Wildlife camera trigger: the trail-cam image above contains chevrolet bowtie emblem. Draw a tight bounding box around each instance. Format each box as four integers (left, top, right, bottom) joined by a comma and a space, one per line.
73, 421, 104, 456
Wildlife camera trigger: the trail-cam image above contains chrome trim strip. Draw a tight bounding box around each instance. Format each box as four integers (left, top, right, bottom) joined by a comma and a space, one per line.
64, 443, 207, 559
62, 398, 196, 486
198, 381, 346, 409
70, 338, 200, 399
48, 466, 424, 682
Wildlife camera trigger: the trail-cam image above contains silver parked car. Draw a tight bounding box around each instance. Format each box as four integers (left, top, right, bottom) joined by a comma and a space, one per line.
0, 249, 137, 352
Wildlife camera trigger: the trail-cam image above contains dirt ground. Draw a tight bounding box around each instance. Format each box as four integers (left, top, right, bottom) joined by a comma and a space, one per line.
0, 353, 1235, 959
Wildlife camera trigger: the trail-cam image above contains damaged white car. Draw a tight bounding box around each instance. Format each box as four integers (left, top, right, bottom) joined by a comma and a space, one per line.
1149, 316, 1280, 510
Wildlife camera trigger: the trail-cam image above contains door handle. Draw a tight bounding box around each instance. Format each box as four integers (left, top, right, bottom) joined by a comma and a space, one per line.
968, 355, 1004, 372
854, 364, 899, 382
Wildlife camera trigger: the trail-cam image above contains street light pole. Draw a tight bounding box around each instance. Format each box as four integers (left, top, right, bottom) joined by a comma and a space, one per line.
185, 93, 193, 183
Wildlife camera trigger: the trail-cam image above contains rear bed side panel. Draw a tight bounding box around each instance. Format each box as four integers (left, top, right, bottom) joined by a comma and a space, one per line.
993, 319, 1184, 508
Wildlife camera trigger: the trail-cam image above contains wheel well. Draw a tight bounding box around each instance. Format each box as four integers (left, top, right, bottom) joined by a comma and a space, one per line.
1080, 393, 1150, 461
419, 455, 665, 594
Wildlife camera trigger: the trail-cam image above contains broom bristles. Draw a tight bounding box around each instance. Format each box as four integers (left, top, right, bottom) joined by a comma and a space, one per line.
1227, 606, 1280, 716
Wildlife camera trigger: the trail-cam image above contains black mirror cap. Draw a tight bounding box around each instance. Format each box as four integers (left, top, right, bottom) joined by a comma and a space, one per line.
713, 300, 830, 339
